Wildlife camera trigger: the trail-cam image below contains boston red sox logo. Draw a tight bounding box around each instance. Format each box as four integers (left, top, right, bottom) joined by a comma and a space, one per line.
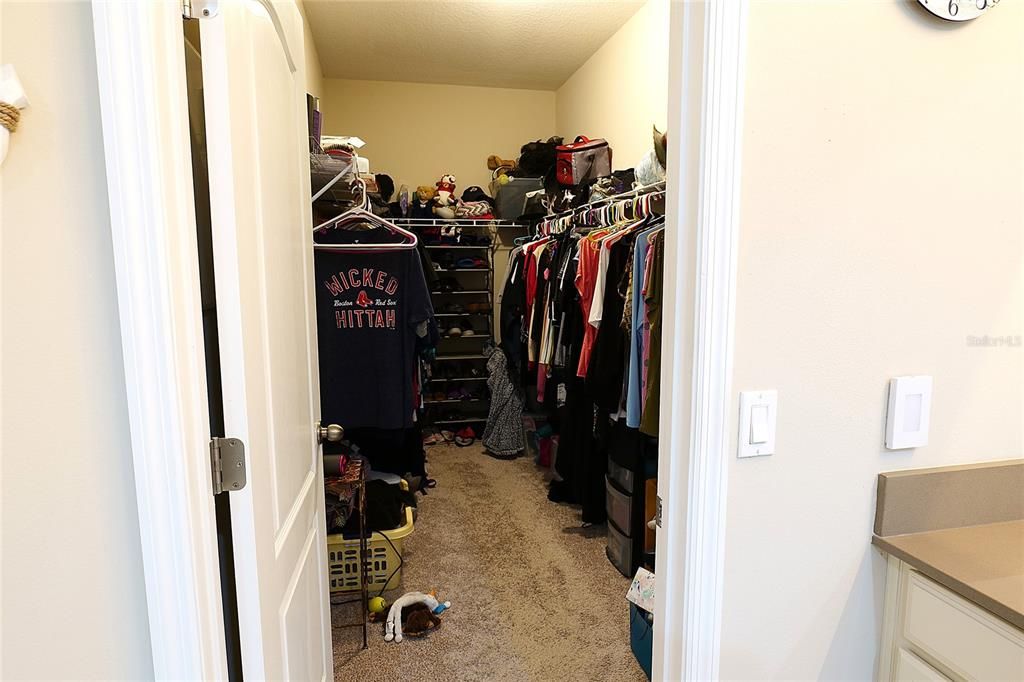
355, 290, 372, 308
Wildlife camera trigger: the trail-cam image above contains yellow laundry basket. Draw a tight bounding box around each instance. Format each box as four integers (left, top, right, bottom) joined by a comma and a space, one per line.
326, 504, 415, 593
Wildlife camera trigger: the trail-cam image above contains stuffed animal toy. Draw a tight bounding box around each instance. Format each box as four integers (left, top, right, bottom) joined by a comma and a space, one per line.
433, 174, 457, 219
487, 155, 517, 173
400, 603, 443, 638
410, 185, 436, 219
434, 174, 457, 207
369, 601, 444, 638
382, 591, 451, 643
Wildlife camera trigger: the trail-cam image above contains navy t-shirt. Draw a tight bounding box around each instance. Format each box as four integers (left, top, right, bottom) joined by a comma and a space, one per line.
314, 227, 433, 429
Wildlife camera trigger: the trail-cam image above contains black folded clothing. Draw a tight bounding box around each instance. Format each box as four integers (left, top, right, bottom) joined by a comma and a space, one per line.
342, 479, 417, 536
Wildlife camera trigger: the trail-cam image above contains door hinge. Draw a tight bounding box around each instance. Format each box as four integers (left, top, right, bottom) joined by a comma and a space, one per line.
655, 495, 663, 528
183, 0, 219, 19
210, 437, 247, 494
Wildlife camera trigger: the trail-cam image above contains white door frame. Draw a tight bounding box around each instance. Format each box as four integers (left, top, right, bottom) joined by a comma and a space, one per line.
653, 2, 748, 680
91, 1, 228, 679
92, 0, 748, 678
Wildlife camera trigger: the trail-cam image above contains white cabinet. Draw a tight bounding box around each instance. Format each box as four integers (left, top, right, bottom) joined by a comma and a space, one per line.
895, 648, 949, 681
878, 556, 1024, 681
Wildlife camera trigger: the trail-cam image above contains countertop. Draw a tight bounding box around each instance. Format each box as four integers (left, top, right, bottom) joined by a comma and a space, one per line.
873, 519, 1024, 630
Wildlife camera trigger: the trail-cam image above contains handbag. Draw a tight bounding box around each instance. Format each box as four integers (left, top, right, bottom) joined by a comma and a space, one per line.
555, 136, 612, 186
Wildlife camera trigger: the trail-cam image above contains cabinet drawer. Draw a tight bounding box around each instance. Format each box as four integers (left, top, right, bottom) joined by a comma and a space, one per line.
606, 520, 633, 577
903, 571, 1024, 680
895, 647, 949, 681
605, 476, 633, 536
608, 459, 635, 492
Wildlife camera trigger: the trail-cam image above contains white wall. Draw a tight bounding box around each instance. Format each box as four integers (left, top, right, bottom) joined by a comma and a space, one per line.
720, 2, 1023, 679
1, 2, 154, 680
555, 0, 668, 173
319, 78, 555, 195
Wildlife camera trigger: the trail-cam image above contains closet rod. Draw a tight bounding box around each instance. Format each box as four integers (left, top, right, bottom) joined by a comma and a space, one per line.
541, 180, 666, 224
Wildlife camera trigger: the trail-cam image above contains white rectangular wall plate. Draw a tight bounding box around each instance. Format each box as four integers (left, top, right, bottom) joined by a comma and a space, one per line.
885, 376, 933, 450
738, 390, 777, 458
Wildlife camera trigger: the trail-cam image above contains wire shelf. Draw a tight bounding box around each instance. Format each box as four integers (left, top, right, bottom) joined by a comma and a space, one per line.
424, 398, 487, 405
390, 217, 525, 229
430, 290, 490, 295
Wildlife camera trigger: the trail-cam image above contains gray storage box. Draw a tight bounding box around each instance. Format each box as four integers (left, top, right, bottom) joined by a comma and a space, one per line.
494, 177, 543, 219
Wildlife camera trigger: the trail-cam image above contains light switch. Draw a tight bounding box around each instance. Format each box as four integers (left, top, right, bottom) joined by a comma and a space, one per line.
750, 405, 770, 444
885, 376, 932, 450
738, 390, 777, 458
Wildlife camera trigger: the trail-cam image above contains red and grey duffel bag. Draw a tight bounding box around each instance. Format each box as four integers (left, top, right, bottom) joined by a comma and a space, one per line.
555, 136, 612, 186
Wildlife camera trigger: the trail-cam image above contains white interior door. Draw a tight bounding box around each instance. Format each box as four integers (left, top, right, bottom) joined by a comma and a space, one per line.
199, 1, 332, 680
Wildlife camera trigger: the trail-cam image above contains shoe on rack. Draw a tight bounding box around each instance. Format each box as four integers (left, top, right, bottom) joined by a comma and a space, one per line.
446, 324, 463, 338
445, 303, 466, 314
454, 426, 476, 447
458, 318, 475, 336
456, 257, 486, 269
438, 277, 463, 293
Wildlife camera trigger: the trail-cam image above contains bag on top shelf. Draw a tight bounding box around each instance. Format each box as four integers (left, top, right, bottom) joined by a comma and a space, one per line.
555, 136, 612, 186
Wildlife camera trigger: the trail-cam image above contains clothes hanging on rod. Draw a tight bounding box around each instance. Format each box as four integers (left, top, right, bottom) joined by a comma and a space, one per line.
497, 184, 666, 524
313, 215, 438, 433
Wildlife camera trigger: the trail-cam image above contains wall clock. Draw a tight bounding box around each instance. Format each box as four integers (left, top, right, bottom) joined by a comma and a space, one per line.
918, 0, 997, 21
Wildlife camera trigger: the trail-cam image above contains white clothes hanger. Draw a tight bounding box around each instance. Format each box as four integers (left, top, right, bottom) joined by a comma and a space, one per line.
313, 175, 418, 252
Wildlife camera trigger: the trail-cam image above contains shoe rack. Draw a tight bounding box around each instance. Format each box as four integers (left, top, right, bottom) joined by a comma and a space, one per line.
391, 218, 522, 429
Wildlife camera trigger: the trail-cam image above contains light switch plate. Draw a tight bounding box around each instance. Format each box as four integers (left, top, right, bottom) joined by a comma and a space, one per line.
885, 376, 932, 450
738, 390, 777, 458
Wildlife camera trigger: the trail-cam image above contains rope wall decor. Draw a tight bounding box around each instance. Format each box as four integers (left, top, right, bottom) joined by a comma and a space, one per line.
0, 101, 20, 133
0, 64, 29, 165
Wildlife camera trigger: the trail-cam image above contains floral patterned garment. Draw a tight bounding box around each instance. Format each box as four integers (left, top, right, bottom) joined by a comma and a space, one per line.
481, 345, 525, 458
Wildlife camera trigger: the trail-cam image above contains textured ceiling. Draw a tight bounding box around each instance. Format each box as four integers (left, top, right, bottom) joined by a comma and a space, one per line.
303, 0, 645, 90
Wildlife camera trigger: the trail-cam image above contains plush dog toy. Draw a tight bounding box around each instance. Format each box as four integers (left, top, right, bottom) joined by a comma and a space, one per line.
383, 591, 451, 643
434, 174, 457, 207
487, 155, 517, 173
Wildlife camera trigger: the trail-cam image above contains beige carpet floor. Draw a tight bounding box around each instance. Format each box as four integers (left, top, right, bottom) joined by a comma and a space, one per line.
331, 443, 647, 681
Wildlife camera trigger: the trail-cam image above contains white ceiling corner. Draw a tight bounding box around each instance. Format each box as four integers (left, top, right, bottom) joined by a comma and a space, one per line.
302, 0, 645, 90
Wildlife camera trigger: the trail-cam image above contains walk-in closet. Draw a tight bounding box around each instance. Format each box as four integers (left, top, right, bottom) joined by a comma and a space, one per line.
188, 2, 671, 680
302, 3, 670, 680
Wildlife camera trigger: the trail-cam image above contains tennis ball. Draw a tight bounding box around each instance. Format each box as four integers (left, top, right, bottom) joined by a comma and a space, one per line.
368, 596, 387, 614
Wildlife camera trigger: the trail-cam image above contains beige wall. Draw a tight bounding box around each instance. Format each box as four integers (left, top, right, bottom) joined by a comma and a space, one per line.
1, 2, 154, 680
320, 78, 555, 197
555, 0, 668, 173
296, 0, 324, 98
721, 2, 1023, 679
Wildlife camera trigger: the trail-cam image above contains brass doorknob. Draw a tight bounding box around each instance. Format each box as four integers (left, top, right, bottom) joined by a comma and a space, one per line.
317, 422, 344, 444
